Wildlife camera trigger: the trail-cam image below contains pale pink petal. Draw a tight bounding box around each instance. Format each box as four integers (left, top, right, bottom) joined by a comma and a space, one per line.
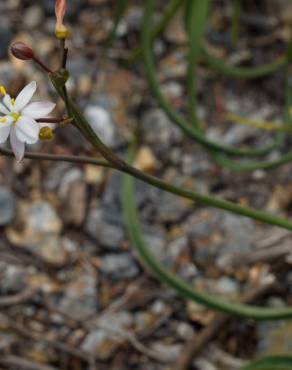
22, 101, 56, 119
10, 127, 25, 162
0, 125, 11, 143
14, 81, 37, 112
55, 0, 67, 34
15, 116, 39, 144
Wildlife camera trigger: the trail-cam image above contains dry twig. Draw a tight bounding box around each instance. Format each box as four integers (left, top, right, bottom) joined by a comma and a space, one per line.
0, 287, 37, 307
172, 282, 275, 370
0, 356, 59, 370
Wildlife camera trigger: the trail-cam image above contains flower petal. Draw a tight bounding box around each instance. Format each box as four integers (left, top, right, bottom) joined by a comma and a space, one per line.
0, 116, 14, 127
0, 102, 10, 115
22, 101, 56, 119
3, 94, 14, 111
14, 81, 37, 112
0, 125, 11, 143
10, 127, 25, 162
15, 116, 39, 144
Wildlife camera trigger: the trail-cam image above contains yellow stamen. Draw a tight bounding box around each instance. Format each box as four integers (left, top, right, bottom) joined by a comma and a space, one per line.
11, 112, 20, 122
11, 98, 15, 106
0, 117, 7, 123
39, 127, 54, 140
55, 26, 70, 40
0, 86, 6, 96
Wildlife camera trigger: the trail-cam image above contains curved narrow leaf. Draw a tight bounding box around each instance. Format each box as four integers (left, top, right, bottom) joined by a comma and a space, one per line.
142, 0, 282, 158
241, 355, 292, 370
121, 150, 292, 320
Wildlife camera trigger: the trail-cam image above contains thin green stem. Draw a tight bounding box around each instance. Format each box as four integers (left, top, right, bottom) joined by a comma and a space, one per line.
241, 355, 292, 370
127, 0, 185, 63
0, 147, 110, 167
106, 0, 128, 47
210, 66, 292, 171
213, 151, 292, 171
213, 110, 292, 171
142, 0, 281, 158
231, 0, 241, 45
121, 149, 292, 320
185, 0, 288, 171
184, 0, 287, 171
183, 0, 193, 34
202, 47, 287, 79
126, 0, 287, 81
186, 0, 211, 130
50, 74, 292, 232
187, 9, 292, 172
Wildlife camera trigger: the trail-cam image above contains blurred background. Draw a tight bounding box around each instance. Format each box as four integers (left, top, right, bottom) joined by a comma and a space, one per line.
1, 1, 292, 369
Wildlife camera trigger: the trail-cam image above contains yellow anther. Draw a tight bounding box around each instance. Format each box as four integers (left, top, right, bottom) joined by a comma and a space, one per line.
0, 86, 6, 96
55, 26, 70, 40
11, 98, 15, 106
39, 126, 54, 140
11, 112, 20, 122
0, 117, 7, 123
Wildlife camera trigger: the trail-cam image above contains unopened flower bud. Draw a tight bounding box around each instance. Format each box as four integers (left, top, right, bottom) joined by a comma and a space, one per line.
39, 127, 54, 140
55, 0, 69, 39
10, 42, 34, 60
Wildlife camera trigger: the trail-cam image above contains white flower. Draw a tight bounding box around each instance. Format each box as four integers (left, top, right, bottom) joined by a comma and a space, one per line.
0, 81, 56, 161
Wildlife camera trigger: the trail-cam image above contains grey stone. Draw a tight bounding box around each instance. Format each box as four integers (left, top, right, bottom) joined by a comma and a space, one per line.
185, 209, 255, 267
22, 201, 62, 234
100, 253, 139, 279
0, 262, 26, 294
23, 5, 44, 28
43, 163, 72, 191
150, 342, 181, 362
215, 276, 240, 295
82, 312, 133, 359
86, 208, 124, 249
58, 168, 83, 200
58, 269, 98, 320
0, 187, 16, 226
84, 105, 116, 148
0, 63, 14, 86
257, 321, 291, 355
0, 25, 12, 59
176, 322, 196, 340
7, 201, 66, 265
156, 190, 191, 223
101, 173, 124, 224
102, 173, 160, 225
144, 227, 166, 263
181, 153, 211, 175
194, 358, 217, 370
142, 109, 183, 148
177, 262, 199, 282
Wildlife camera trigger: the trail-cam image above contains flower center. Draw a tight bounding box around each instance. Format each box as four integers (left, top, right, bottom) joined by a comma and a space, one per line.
11, 112, 20, 123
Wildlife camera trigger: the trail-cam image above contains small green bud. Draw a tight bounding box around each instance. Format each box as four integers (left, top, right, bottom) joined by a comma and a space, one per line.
50, 69, 70, 89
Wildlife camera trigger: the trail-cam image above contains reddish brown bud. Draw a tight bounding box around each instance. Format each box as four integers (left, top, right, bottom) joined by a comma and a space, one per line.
10, 42, 34, 60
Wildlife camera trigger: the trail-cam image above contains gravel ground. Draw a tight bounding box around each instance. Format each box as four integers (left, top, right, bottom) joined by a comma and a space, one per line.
0, 1, 292, 369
